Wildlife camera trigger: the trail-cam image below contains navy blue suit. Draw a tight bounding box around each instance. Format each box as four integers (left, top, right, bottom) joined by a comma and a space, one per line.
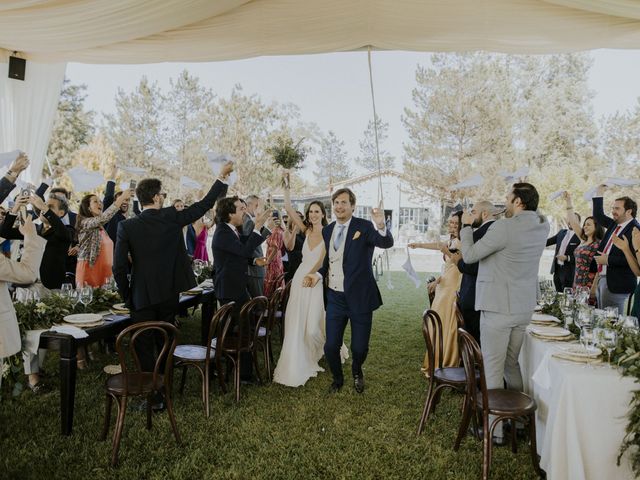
318, 216, 394, 384
456, 220, 493, 344
546, 229, 581, 292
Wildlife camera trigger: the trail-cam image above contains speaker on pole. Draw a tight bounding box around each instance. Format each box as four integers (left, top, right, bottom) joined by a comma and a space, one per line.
8, 55, 26, 81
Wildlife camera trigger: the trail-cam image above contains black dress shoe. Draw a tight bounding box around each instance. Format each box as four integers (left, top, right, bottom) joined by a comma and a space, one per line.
329, 381, 343, 393
353, 375, 365, 394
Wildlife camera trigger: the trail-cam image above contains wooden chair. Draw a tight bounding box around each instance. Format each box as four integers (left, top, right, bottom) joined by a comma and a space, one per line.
173, 302, 234, 417
417, 310, 472, 435
454, 329, 542, 479
216, 296, 268, 402
258, 287, 285, 381
454, 299, 466, 328
275, 280, 292, 344
99, 321, 180, 466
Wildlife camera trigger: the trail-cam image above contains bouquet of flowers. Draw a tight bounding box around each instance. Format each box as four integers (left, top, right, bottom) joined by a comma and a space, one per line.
267, 136, 307, 187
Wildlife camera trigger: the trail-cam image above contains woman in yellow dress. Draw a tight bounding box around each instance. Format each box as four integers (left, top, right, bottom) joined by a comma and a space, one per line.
409, 211, 463, 371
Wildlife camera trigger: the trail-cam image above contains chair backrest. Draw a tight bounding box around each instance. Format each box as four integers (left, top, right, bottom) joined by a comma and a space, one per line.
115, 321, 179, 392
266, 287, 284, 331
219, 297, 268, 352
453, 300, 465, 329
206, 302, 234, 359
422, 309, 445, 376
457, 328, 488, 413
281, 280, 292, 316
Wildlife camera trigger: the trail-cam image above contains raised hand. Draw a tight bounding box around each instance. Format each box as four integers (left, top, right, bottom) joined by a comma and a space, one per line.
254, 208, 273, 230
29, 194, 49, 214
11, 194, 29, 214
18, 214, 37, 238
371, 205, 385, 229
461, 210, 474, 226
596, 184, 607, 197
10, 151, 29, 175
219, 161, 234, 180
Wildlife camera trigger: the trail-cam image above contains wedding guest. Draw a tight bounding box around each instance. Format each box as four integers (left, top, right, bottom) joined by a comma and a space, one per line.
455, 201, 496, 345
591, 185, 640, 311
174, 199, 197, 255
50, 186, 79, 285
243, 195, 270, 297
264, 213, 285, 297
212, 195, 271, 382
0, 215, 46, 390
460, 182, 549, 444
611, 227, 640, 317
192, 216, 213, 262
563, 192, 604, 300
409, 211, 463, 371
0, 152, 29, 203
546, 213, 581, 293
284, 211, 305, 282
113, 162, 232, 409
76, 188, 133, 288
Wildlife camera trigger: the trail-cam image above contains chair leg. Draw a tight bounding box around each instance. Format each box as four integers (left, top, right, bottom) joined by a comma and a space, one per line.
179, 365, 188, 395
204, 362, 210, 418
110, 396, 128, 467
216, 357, 227, 394
195, 365, 206, 410
99, 394, 113, 441
453, 398, 473, 451
253, 352, 263, 385
234, 355, 241, 403
417, 380, 435, 435
264, 341, 271, 382
146, 393, 153, 430
528, 414, 543, 477
511, 419, 518, 454
165, 387, 182, 446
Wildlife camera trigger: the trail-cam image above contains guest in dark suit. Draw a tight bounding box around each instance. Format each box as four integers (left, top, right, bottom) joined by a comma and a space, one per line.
546, 216, 581, 292
173, 199, 197, 256
113, 163, 232, 385
284, 211, 305, 283
591, 186, 640, 312
455, 201, 496, 345
212, 196, 271, 381
308, 188, 394, 393
50, 186, 79, 286
103, 177, 138, 246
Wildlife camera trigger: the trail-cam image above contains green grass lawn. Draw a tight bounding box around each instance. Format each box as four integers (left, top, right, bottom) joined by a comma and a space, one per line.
0, 272, 539, 479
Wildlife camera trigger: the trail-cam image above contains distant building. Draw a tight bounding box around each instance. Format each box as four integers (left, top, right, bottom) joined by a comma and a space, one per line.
273, 170, 442, 245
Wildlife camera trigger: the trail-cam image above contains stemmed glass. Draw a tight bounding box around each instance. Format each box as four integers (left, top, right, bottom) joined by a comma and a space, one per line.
601, 329, 618, 366
193, 259, 204, 280
605, 307, 619, 324
79, 286, 93, 312
68, 288, 80, 308
61, 283, 72, 299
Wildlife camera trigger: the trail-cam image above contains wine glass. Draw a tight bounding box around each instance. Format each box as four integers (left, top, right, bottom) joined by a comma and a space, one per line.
193, 259, 204, 279
601, 329, 618, 365
605, 307, 619, 324
68, 288, 80, 307
580, 325, 594, 350
620, 315, 639, 331
79, 286, 93, 312
61, 283, 72, 298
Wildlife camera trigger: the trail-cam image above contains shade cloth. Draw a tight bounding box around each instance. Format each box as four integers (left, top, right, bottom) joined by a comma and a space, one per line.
520, 325, 635, 480
3, 1, 640, 64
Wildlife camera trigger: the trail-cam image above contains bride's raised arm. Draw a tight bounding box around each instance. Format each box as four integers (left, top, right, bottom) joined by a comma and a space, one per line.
283, 171, 307, 234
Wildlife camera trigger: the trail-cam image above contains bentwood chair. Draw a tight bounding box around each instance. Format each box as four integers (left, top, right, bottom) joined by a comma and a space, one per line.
99, 321, 180, 466
173, 302, 235, 417
274, 280, 292, 345
217, 296, 269, 402
454, 329, 543, 479
258, 287, 285, 381
417, 310, 473, 435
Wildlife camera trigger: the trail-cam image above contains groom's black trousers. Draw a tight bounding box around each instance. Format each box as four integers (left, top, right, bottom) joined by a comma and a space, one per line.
324, 288, 372, 384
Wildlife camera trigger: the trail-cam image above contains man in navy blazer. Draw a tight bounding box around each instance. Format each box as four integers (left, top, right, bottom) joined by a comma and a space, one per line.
212, 196, 271, 381
591, 186, 640, 312
455, 201, 495, 345
546, 221, 581, 292
308, 188, 394, 394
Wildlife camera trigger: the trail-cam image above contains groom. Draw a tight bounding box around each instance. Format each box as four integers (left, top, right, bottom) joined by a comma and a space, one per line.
306, 188, 394, 393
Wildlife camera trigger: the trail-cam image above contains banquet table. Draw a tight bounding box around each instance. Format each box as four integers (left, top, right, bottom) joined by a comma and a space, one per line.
38, 288, 215, 436
520, 324, 636, 480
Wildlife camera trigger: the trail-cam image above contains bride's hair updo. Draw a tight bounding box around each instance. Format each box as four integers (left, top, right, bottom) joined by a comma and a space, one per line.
304, 201, 328, 230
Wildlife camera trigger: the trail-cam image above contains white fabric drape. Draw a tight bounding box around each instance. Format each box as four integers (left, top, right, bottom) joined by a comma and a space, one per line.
2, 1, 640, 64
0, 50, 66, 185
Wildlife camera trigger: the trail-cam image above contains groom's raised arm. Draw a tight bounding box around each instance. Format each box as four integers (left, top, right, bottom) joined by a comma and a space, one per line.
365, 220, 394, 248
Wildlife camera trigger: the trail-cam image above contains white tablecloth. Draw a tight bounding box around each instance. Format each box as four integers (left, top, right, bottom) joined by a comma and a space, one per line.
520, 326, 636, 480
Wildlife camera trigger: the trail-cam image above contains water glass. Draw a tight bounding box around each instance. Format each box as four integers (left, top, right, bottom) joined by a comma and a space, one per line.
68, 288, 80, 306
580, 325, 594, 350
605, 306, 619, 322
61, 283, 73, 298
602, 329, 618, 364
80, 286, 93, 310
619, 315, 639, 331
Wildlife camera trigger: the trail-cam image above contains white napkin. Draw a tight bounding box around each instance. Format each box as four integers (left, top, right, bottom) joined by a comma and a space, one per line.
499, 166, 529, 183
50, 325, 89, 339
0, 150, 20, 169
119, 165, 147, 175
603, 177, 640, 187
67, 166, 105, 192
24, 329, 47, 355
450, 174, 484, 190
401, 248, 422, 288
548, 190, 565, 201
180, 176, 202, 190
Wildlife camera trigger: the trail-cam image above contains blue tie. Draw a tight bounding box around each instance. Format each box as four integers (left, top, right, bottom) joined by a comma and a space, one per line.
333, 224, 346, 251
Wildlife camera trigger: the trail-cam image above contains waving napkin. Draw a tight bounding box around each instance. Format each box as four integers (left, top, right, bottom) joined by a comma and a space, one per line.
180, 176, 202, 190
207, 152, 237, 186
499, 166, 529, 183
0, 150, 20, 169
401, 248, 422, 288
67, 166, 105, 192
450, 174, 484, 191
119, 165, 147, 175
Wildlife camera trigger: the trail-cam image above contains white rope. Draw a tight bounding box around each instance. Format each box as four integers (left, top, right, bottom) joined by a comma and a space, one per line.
366, 46, 384, 206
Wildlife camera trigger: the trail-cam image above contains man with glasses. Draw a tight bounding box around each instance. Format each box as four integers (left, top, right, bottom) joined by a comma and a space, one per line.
113, 163, 233, 409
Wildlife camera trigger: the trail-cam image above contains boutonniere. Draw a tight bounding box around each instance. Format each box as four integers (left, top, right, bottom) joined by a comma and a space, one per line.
352, 231, 361, 240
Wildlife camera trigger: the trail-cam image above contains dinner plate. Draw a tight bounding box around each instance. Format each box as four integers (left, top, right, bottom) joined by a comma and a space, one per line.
530, 326, 571, 337
112, 303, 128, 311
531, 313, 559, 323
183, 287, 203, 295
560, 345, 601, 358
63, 313, 103, 325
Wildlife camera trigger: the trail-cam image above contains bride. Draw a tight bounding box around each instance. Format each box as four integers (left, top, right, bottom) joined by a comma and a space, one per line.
273, 172, 347, 387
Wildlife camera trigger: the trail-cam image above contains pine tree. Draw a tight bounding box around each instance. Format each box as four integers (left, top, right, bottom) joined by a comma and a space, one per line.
313, 130, 352, 187
356, 115, 395, 172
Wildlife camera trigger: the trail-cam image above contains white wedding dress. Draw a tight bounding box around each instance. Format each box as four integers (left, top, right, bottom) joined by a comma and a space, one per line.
273, 236, 348, 387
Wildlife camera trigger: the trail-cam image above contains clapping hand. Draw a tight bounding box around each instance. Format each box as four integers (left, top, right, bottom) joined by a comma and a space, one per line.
632, 227, 640, 252
612, 234, 630, 252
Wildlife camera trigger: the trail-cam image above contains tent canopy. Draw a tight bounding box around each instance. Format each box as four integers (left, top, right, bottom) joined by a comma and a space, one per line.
2, 0, 640, 63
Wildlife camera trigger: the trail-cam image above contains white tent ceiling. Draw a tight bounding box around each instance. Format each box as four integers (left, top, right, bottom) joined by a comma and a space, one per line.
2, 0, 640, 63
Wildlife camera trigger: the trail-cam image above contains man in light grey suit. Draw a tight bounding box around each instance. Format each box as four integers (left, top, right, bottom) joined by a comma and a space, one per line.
460, 182, 549, 441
